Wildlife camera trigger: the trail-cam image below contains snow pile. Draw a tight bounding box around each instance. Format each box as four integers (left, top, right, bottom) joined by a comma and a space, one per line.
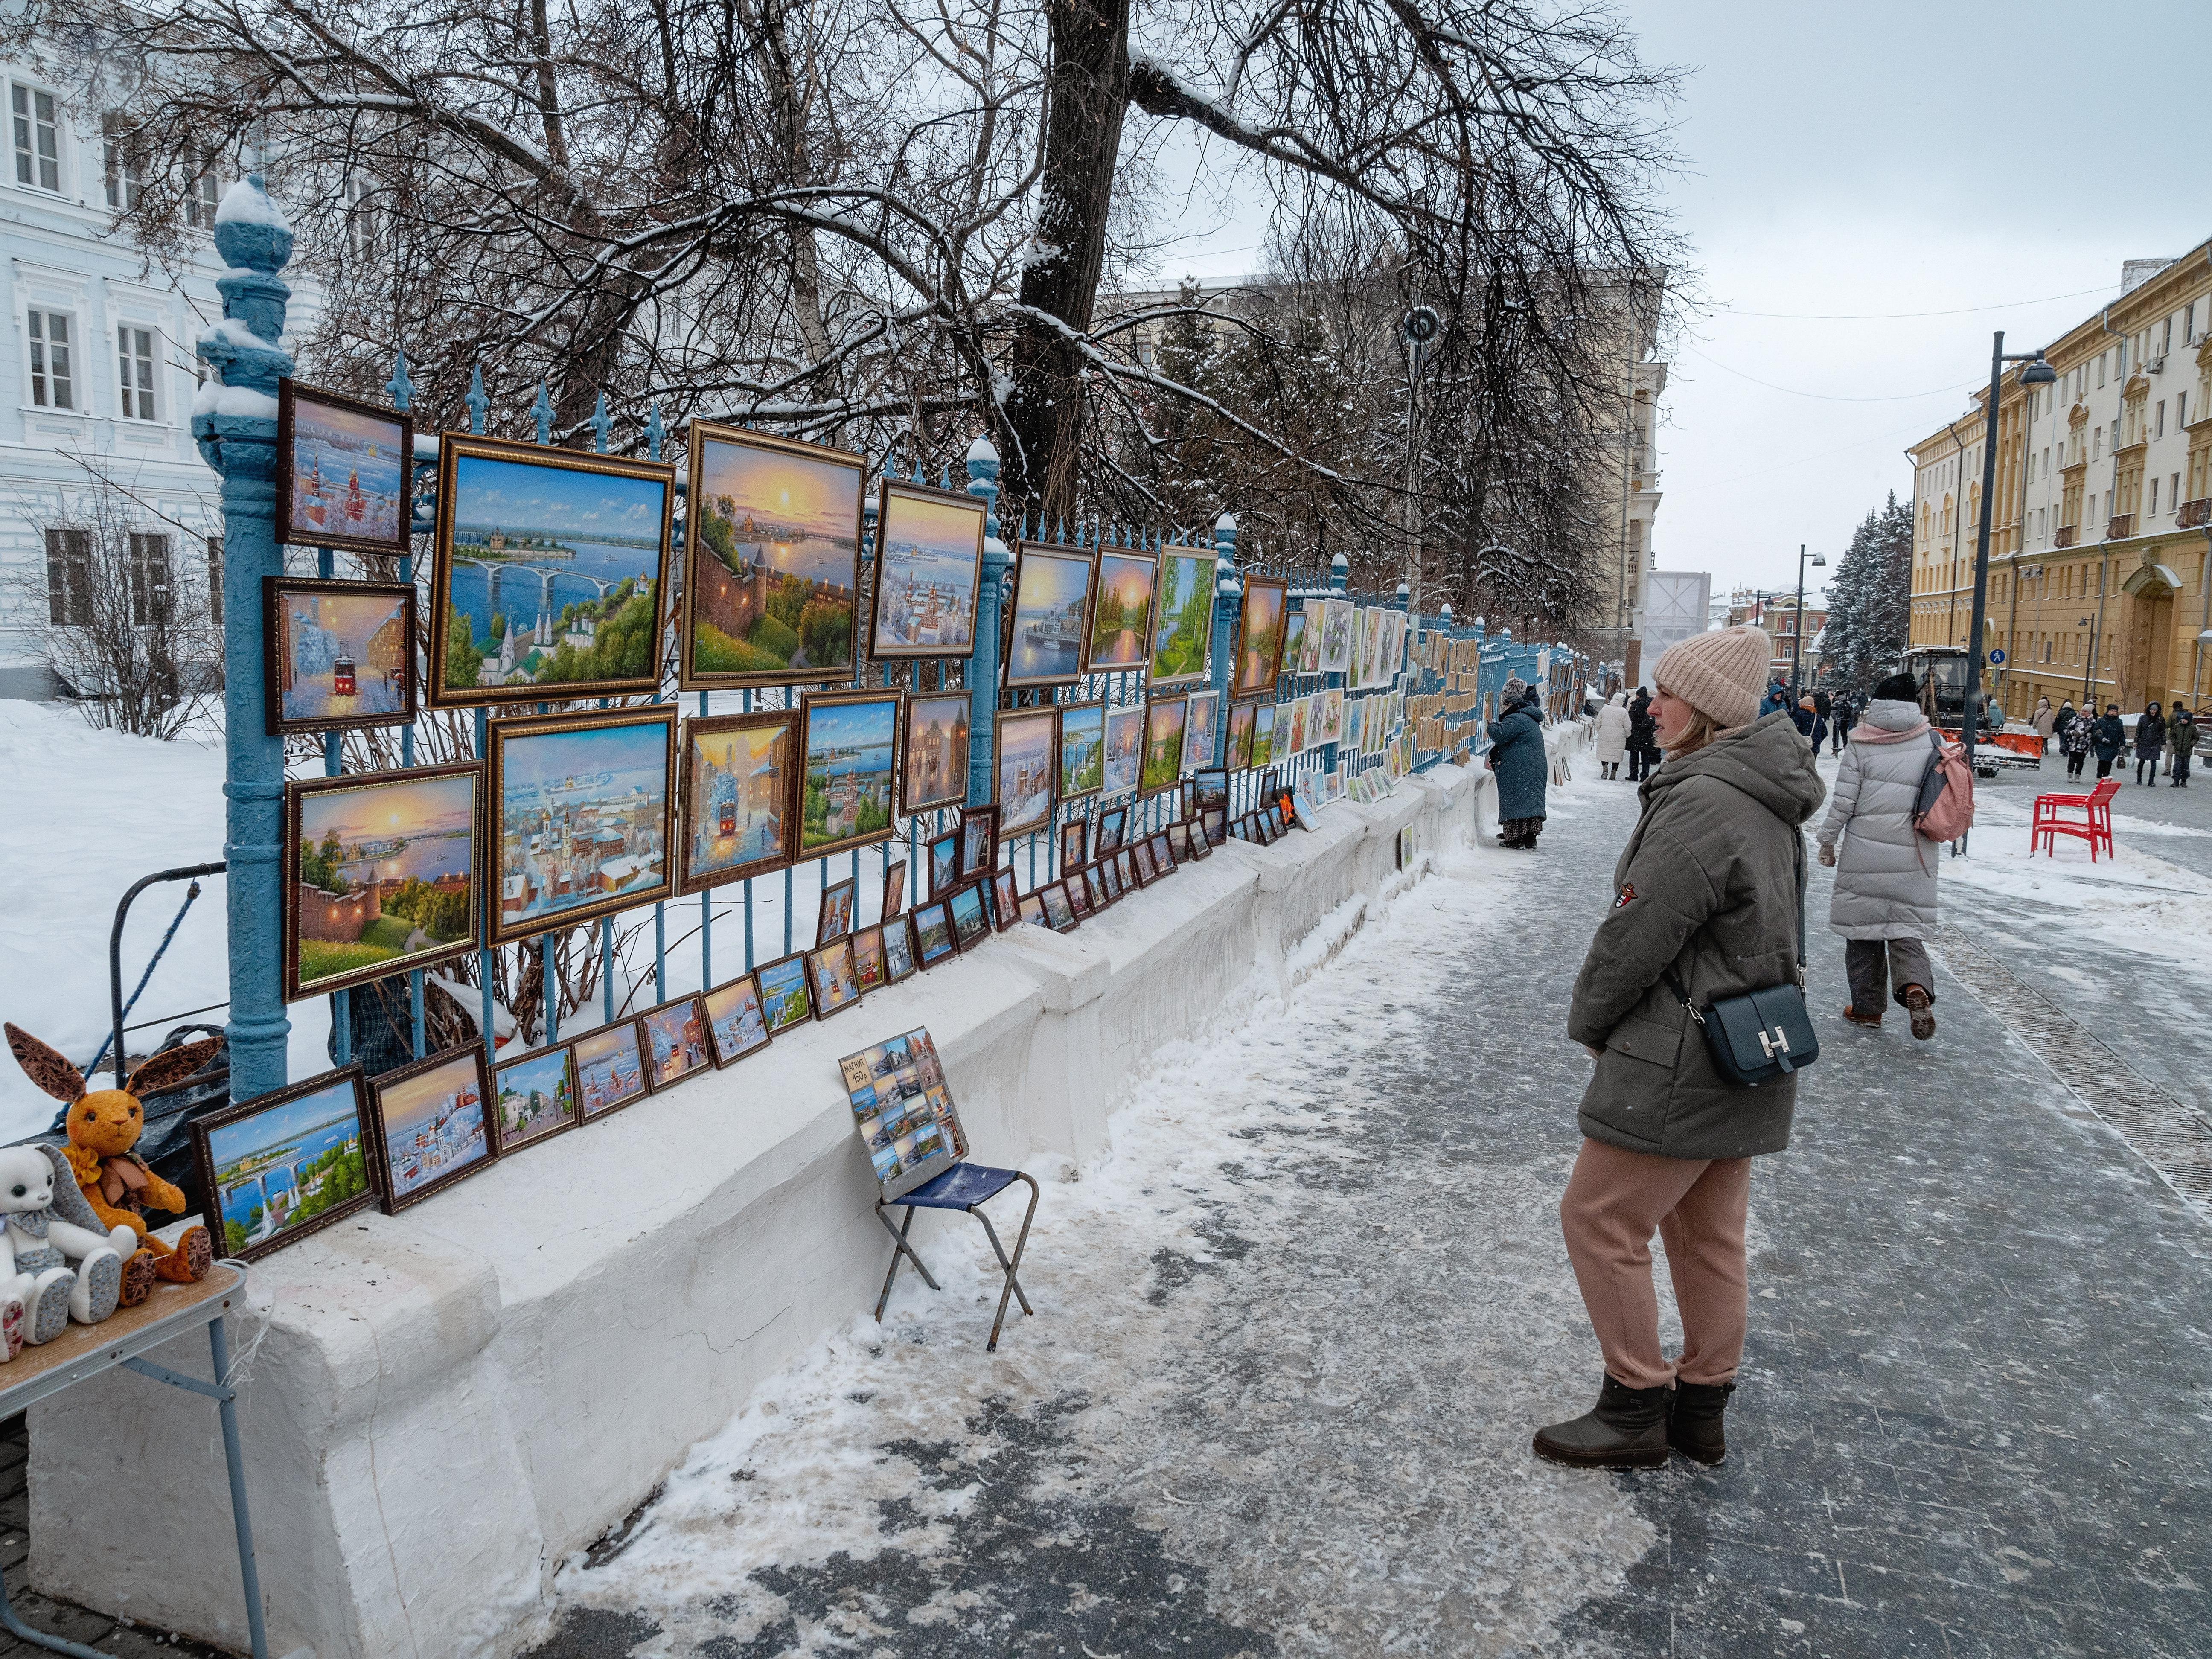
214, 175, 289, 230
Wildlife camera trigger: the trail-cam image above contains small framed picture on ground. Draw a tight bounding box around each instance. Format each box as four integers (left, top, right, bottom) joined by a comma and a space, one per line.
852, 925, 889, 993
1167, 821, 1194, 862
573, 1020, 652, 1116
277, 379, 413, 556
880, 914, 919, 983
1095, 803, 1128, 855
756, 951, 815, 1032
637, 995, 710, 1090
947, 881, 990, 952
492, 1045, 579, 1153
992, 867, 1021, 932
911, 899, 957, 968
1099, 858, 1123, 903
264, 577, 416, 735
368, 1046, 495, 1214
882, 858, 909, 920
1018, 890, 1048, 927
1065, 870, 1093, 918
816, 875, 858, 945
807, 936, 865, 1019
1039, 882, 1078, 932
928, 830, 960, 898
1057, 818, 1089, 869
193, 1065, 379, 1262
959, 804, 1000, 880
1131, 839, 1157, 886
1085, 864, 1112, 910
1148, 831, 1175, 873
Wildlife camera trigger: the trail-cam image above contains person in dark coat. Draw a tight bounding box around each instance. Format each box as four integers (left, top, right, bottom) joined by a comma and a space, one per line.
2133, 701, 2167, 785
1486, 680, 1548, 848
2061, 705, 2094, 778
2092, 704, 2126, 779
1537, 624, 1825, 1471
1626, 687, 1659, 781
1762, 682, 1791, 717
2168, 705, 2198, 786
1830, 696, 1854, 753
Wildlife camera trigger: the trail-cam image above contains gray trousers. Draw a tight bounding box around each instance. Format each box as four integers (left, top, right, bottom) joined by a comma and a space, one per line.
1846, 937, 1934, 1012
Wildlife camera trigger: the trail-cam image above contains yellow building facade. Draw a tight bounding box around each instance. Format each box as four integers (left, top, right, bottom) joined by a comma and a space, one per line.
1907, 244, 2212, 719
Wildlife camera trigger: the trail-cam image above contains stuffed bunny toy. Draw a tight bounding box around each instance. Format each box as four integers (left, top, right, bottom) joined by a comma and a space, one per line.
6, 1024, 220, 1307
0, 1143, 138, 1353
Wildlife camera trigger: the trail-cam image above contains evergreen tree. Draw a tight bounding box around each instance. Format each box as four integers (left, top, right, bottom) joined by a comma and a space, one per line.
1824, 492, 1914, 695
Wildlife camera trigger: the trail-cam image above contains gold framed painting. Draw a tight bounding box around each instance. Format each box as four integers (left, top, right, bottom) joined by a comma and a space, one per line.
799, 688, 905, 858
678, 709, 801, 895
902, 690, 972, 814
1086, 547, 1158, 672
1147, 543, 1214, 687
1005, 542, 1094, 688
1231, 576, 1288, 699
870, 479, 987, 658
993, 706, 1059, 837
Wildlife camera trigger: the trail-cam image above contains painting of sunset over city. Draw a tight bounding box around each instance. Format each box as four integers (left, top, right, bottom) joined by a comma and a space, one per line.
871, 483, 985, 657
683, 423, 864, 686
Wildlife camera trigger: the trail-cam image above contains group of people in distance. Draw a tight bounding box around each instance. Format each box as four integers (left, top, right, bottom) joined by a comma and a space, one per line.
2030, 695, 2200, 786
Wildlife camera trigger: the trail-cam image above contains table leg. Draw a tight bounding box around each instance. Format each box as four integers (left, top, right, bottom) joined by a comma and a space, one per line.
210, 1317, 271, 1659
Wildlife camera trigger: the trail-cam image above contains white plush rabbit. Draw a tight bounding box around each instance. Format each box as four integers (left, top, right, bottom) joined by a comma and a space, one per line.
0, 1144, 136, 1353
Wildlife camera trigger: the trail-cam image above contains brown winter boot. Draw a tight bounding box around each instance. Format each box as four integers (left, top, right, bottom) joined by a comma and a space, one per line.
1842, 1005, 1882, 1029
1903, 985, 1935, 1041
1668, 1379, 1735, 1465
1533, 1375, 1672, 1470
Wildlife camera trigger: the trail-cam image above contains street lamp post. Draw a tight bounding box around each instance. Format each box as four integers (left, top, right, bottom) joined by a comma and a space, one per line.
1966, 331, 2058, 771
1790, 544, 1826, 704
1401, 306, 1441, 605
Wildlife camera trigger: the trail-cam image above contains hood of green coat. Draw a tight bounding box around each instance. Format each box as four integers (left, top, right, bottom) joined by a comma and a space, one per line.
1647, 709, 1827, 827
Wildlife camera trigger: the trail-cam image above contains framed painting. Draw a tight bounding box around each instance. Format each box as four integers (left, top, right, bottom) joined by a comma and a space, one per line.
193, 1066, 378, 1262
1148, 830, 1175, 874
1167, 821, 1194, 862
284, 762, 483, 1002
871, 478, 987, 658
1140, 696, 1187, 796
368, 1046, 495, 1213
1295, 605, 1324, 674
799, 689, 903, 858
573, 1019, 652, 1115
1317, 687, 1345, 746
1018, 890, 1048, 927
485, 706, 675, 945
701, 974, 771, 1066
927, 830, 960, 899
1065, 870, 1093, 919
1130, 839, 1156, 887
1100, 857, 1124, 903
1231, 576, 1288, 699
1086, 864, 1112, 909
959, 803, 1001, 879
1200, 804, 1227, 845
806, 937, 864, 1020
816, 875, 858, 945
902, 691, 972, 815
1192, 768, 1228, 811
1252, 702, 1276, 770
852, 926, 889, 994
637, 994, 710, 1090
1039, 882, 1078, 932
1316, 597, 1355, 676
882, 858, 909, 921
1095, 803, 1128, 854
1085, 548, 1157, 672
1183, 690, 1220, 772
756, 951, 815, 1032
1005, 542, 1094, 687
947, 881, 990, 951
277, 379, 412, 556
678, 708, 800, 895
427, 432, 673, 708
911, 899, 957, 968
881, 914, 919, 983
1114, 847, 1138, 891
992, 867, 1021, 931
263, 578, 415, 735
492, 1045, 579, 1153
1286, 698, 1308, 757
1225, 702, 1256, 770
1147, 543, 1214, 687
679, 420, 864, 689
1057, 819, 1088, 870
1279, 610, 1309, 681
1057, 700, 1106, 800
1102, 704, 1145, 797
1344, 696, 1366, 753
993, 707, 1058, 837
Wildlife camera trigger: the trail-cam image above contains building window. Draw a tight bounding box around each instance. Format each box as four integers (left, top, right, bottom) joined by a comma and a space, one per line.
44, 527, 91, 625
2156, 399, 2165, 438
26, 309, 75, 408
127, 532, 171, 626
118, 326, 157, 420
207, 536, 223, 624
2170, 473, 2180, 514
102, 114, 141, 210
11, 83, 60, 192
183, 163, 219, 230
344, 174, 376, 257
2149, 477, 2159, 516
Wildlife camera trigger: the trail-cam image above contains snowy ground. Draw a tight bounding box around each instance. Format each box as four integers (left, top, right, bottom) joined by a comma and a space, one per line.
523, 748, 2212, 1659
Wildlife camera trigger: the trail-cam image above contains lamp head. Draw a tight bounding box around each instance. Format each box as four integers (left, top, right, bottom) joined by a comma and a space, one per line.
2019, 355, 2058, 388
1810, 554, 1827, 568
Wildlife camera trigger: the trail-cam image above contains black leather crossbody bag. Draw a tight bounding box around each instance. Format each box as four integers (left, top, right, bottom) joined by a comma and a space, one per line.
1658, 830, 1819, 1087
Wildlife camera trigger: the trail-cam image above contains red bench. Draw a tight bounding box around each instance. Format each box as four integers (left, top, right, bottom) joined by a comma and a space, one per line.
2030, 777, 2119, 860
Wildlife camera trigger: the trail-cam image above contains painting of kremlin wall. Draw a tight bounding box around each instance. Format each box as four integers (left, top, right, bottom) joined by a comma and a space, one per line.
684, 427, 863, 685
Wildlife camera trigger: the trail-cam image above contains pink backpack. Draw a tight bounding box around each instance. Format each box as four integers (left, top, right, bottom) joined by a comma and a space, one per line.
1912, 731, 1975, 842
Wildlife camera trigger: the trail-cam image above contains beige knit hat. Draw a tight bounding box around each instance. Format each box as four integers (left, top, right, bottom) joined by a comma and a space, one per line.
1652, 625, 1771, 729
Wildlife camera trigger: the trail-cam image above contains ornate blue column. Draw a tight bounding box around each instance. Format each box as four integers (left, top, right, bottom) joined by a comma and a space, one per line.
964, 438, 1009, 807
193, 176, 295, 1103
1321, 550, 1348, 777
1208, 513, 1240, 762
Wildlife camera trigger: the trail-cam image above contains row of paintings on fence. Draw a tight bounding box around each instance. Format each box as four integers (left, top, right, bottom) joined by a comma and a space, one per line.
269, 380, 1408, 734
221, 795, 1245, 1261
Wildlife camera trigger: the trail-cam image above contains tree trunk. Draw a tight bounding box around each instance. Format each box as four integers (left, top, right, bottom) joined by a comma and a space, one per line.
998, 0, 1132, 524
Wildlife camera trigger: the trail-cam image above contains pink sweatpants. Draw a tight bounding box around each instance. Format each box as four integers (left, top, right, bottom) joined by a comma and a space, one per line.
1559, 1138, 1752, 1391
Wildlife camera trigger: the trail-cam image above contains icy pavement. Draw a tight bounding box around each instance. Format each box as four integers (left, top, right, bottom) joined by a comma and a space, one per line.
527, 758, 2212, 1658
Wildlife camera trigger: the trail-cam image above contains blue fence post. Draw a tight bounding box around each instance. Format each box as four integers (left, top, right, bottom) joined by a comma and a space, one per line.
193, 175, 294, 1104
1321, 551, 1348, 780
963, 437, 1007, 808
1208, 513, 1239, 766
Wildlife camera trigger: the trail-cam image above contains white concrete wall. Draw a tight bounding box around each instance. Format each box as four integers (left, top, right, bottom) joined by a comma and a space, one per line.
26, 737, 1580, 1657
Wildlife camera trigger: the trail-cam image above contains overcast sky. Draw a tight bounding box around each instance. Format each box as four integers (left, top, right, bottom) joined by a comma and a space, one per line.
1138, 0, 2211, 605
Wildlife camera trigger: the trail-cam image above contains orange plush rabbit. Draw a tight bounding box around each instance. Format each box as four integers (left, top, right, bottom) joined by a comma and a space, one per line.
6, 1024, 221, 1306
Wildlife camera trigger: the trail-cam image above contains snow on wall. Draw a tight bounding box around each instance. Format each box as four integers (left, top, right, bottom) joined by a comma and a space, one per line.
20, 742, 1584, 1659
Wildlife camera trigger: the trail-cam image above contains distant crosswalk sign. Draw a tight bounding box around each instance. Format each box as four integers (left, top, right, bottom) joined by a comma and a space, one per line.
1988, 648, 2006, 664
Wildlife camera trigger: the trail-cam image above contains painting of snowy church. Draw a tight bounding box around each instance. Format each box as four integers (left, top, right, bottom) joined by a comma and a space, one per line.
268, 579, 414, 732
278, 381, 411, 556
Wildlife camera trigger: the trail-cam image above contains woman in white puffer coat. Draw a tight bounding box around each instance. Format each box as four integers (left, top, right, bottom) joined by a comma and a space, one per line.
1815, 672, 1942, 1040
1592, 691, 1631, 779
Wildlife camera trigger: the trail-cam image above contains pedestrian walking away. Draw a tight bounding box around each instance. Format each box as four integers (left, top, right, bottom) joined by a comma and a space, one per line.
1806, 698, 1828, 753
1593, 690, 1631, 780
1818, 672, 1943, 1040
2170, 704, 2199, 787
1830, 695, 1853, 753
2093, 704, 2125, 780
1487, 679, 1548, 849
1536, 623, 1826, 1472
2032, 696, 2058, 753
1626, 687, 1659, 781
2134, 701, 2167, 785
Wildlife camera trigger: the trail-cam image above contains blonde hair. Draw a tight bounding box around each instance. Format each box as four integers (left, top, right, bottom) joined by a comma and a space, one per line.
1662, 707, 1723, 757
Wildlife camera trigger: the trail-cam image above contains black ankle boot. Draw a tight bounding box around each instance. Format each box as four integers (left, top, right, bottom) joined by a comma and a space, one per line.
1669, 1378, 1735, 1465
1533, 1375, 1672, 1469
